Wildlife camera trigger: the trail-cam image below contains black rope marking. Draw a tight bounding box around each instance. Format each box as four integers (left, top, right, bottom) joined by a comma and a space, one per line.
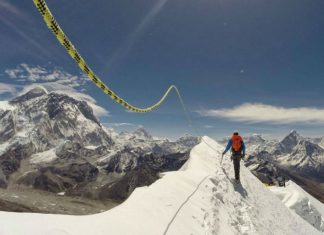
83, 65, 90, 74
50, 20, 59, 35
74, 53, 81, 63
37, 2, 46, 15
162, 175, 211, 235
63, 38, 71, 51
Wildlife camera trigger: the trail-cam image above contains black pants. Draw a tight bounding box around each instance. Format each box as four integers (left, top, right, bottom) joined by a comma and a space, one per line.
232, 154, 241, 180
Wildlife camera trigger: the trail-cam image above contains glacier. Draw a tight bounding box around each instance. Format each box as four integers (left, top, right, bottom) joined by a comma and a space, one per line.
0, 137, 321, 235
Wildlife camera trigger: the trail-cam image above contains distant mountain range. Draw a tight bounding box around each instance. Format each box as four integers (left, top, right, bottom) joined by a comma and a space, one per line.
0, 88, 200, 202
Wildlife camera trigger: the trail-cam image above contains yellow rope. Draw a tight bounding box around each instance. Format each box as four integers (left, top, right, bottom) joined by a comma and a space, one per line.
33, 0, 178, 113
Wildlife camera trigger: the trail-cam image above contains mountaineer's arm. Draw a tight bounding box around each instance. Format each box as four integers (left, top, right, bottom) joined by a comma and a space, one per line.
223, 139, 232, 155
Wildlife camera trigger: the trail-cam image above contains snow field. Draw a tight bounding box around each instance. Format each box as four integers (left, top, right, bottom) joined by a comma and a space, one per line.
30, 149, 58, 164
0, 101, 15, 111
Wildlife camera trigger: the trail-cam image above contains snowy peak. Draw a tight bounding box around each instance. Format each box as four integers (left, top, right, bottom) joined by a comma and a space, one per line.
176, 135, 201, 148
112, 129, 199, 156
117, 128, 154, 142
280, 130, 303, 153
281, 130, 302, 143
245, 134, 266, 145
9, 88, 99, 126
1, 88, 112, 149
46, 92, 100, 126
276, 133, 324, 166
133, 128, 153, 140
10, 87, 47, 103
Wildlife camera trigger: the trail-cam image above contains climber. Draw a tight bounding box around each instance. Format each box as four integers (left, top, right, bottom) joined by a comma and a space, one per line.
222, 131, 246, 183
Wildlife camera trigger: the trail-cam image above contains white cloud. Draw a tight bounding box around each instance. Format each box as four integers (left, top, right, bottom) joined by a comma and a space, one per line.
198, 103, 324, 124
88, 103, 110, 117
0, 83, 18, 95
5, 64, 88, 86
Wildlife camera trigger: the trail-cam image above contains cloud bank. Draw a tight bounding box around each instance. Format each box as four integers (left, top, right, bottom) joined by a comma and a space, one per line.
2, 64, 109, 117
0, 83, 18, 95
5, 63, 88, 87
198, 103, 324, 124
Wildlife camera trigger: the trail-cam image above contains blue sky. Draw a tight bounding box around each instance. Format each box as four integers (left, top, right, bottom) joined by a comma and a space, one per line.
1, 0, 324, 139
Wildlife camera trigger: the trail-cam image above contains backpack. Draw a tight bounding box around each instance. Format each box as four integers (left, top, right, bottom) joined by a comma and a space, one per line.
231, 135, 243, 153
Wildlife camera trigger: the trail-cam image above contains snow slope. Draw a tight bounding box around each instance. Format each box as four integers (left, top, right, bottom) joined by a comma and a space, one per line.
0, 137, 321, 235
269, 181, 324, 232
30, 149, 58, 164
0, 101, 15, 111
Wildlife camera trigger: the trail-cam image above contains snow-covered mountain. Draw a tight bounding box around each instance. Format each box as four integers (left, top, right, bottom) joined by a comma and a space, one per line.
0, 87, 112, 190
0, 88, 199, 204
244, 134, 266, 145
246, 130, 324, 174
0, 137, 322, 235
279, 130, 303, 153
243, 130, 324, 202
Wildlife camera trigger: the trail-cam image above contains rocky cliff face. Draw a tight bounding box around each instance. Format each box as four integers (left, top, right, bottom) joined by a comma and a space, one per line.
0, 88, 199, 201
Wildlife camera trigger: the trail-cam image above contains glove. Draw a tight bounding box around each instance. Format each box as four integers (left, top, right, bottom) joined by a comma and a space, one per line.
241, 153, 245, 160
